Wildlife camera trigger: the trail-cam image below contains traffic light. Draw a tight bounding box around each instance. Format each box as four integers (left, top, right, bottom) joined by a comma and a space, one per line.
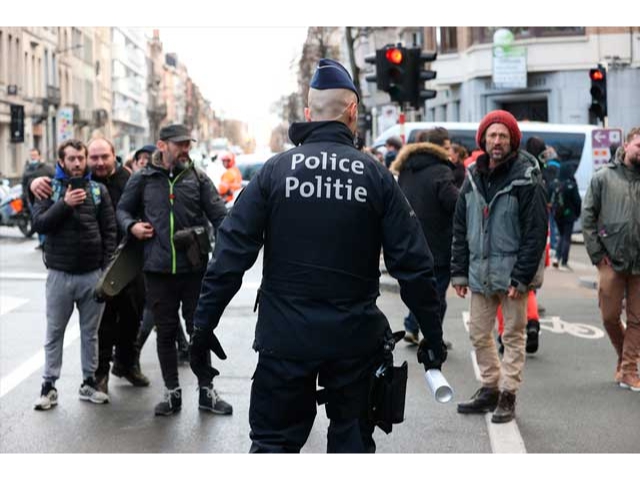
412, 49, 438, 108
10, 104, 24, 143
365, 45, 437, 108
365, 45, 411, 103
589, 65, 607, 122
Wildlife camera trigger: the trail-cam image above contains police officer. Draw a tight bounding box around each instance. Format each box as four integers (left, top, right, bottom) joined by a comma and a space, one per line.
190, 58, 447, 453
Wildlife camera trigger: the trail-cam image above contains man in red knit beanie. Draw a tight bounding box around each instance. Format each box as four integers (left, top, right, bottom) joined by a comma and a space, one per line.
451, 110, 548, 423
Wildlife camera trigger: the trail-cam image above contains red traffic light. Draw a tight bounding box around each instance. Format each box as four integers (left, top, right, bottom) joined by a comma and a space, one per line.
385, 48, 403, 64
589, 69, 604, 81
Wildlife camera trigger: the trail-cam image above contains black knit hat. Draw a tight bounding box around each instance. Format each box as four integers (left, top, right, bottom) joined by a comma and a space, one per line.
310, 58, 360, 102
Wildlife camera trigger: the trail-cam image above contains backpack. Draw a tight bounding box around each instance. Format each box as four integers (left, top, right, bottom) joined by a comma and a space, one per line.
549, 180, 569, 221
51, 178, 102, 212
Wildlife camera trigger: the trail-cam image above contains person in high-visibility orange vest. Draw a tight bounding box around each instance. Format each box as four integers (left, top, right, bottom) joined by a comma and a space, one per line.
218, 151, 242, 203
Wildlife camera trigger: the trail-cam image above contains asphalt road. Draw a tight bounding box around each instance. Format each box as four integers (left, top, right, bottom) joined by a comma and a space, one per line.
0, 226, 638, 454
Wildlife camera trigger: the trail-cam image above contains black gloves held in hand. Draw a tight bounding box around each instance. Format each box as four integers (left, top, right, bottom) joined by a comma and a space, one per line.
417, 338, 448, 371
189, 326, 227, 383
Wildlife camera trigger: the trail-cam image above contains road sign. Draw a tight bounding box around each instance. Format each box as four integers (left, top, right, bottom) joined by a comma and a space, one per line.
592, 128, 623, 170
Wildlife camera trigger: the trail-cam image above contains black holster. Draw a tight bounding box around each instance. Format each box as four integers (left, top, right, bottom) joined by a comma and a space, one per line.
367, 330, 408, 434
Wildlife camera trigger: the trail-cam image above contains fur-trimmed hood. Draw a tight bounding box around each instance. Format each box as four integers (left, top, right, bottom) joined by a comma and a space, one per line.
389, 142, 452, 175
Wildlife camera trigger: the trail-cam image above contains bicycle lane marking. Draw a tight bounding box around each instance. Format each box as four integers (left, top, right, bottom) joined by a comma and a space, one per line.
462, 311, 527, 454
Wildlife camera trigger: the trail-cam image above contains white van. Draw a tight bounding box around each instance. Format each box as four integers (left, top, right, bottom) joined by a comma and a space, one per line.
374, 121, 603, 231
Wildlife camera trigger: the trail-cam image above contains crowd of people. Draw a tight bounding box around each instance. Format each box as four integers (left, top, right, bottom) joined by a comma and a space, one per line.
19, 57, 640, 453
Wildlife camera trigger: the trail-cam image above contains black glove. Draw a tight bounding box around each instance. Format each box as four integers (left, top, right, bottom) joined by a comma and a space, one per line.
189, 326, 227, 383
417, 338, 447, 371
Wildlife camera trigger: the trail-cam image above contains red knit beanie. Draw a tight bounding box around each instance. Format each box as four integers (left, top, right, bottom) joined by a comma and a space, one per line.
476, 110, 522, 152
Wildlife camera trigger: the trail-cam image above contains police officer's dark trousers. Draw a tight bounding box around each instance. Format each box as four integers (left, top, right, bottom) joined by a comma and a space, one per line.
145, 271, 208, 389
249, 352, 380, 453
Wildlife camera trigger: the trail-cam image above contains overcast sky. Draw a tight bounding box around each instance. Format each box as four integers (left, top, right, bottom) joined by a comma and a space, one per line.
158, 27, 309, 146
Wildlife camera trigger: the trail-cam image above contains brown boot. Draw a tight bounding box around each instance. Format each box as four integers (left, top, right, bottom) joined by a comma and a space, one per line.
491, 390, 516, 423
457, 387, 499, 414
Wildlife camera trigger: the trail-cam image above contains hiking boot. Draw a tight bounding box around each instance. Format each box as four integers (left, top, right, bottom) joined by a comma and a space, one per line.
79, 377, 110, 404
34, 382, 58, 411
112, 363, 150, 387
95, 374, 109, 394
155, 387, 182, 416
403, 331, 420, 346
491, 390, 517, 423
457, 387, 499, 414
199, 385, 233, 415
619, 373, 640, 392
526, 320, 540, 354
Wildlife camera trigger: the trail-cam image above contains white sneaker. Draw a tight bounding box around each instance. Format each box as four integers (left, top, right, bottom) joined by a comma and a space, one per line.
79, 378, 110, 404
34, 382, 58, 411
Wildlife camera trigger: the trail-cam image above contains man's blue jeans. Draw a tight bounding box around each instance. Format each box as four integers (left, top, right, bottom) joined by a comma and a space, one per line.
404, 265, 450, 335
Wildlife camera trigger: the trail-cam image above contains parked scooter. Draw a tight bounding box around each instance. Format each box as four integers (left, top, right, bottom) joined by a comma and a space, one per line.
0, 182, 34, 237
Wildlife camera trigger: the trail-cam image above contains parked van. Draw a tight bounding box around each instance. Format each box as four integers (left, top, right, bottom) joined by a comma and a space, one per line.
374, 121, 604, 232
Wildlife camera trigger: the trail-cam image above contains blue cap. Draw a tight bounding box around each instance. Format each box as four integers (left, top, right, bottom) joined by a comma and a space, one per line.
134, 144, 156, 160
310, 58, 359, 102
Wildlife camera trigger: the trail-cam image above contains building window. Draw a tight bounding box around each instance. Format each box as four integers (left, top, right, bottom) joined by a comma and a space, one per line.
438, 27, 458, 53
471, 27, 585, 45
72, 28, 83, 58
84, 35, 93, 64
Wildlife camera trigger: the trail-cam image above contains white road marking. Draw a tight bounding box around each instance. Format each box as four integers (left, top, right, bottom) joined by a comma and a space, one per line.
463, 311, 527, 454
0, 320, 80, 398
0, 295, 29, 315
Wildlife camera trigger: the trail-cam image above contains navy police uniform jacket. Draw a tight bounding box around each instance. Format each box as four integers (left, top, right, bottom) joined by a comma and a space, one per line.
193, 121, 443, 360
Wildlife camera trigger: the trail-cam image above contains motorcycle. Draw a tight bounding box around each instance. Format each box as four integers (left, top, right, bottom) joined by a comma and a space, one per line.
0, 182, 34, 238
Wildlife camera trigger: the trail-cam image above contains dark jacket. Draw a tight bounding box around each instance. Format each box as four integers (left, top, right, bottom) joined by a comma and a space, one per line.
193, 121, 443, 360
93, 165, 130, 243
582, 148, 640, 274
391, 142, 459, 267
548, 162, 582, 223
451, 150, 548, 294
32, 164, 117, 273
22, 161, 55, 205
452, 162, 466, 189
117, 158, 227, 274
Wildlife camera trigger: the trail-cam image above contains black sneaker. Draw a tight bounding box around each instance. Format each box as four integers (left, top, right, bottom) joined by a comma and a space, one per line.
497, 335, 504, 355
491, 390, 516, 423
155, 387, 182, 416
457, 387, 499, 414
34, 381, 58, 411
526, 320, 540, 354
199, 385, 233, 415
